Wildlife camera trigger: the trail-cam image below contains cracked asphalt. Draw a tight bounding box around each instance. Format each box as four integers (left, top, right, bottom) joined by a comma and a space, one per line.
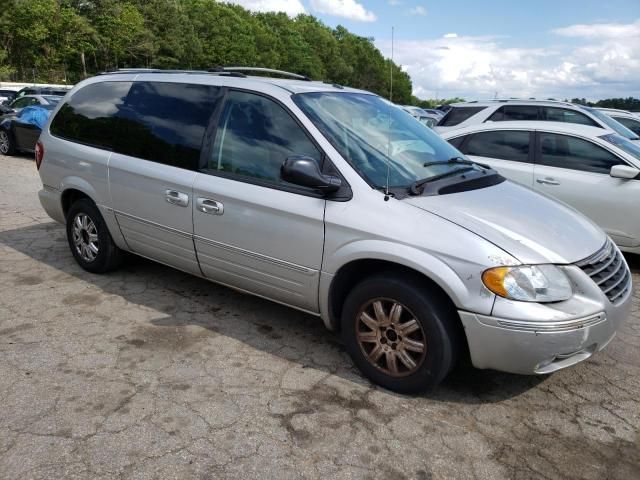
0, 153, 639, 480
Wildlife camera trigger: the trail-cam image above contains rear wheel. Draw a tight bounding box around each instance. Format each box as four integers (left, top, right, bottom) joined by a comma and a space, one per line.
341, 273, 461, 393
66, 199, 123, 273
0, 130, 15, 155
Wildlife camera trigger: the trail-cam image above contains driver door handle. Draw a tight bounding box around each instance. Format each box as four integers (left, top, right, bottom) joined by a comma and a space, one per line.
536, 177, 560, 186
197, 197, 224, 215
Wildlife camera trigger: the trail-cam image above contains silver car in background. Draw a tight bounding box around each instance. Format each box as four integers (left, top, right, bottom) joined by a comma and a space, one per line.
36, 68, 632, 392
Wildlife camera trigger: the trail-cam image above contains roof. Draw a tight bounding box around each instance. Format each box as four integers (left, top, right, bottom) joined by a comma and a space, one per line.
439, 120, 616, 139
95, 68, 370, 95
450, 99, 575, 108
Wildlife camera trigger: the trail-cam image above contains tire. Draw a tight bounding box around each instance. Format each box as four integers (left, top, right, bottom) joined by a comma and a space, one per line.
66, 198, 123, 273
0, 129, 15, 155
341, 273, 461, 393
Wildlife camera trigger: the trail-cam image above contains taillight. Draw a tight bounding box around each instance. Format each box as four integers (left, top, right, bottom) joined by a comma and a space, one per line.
35, 141, 44, 170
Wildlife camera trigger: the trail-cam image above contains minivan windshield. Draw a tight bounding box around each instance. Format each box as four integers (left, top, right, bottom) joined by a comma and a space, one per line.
294, 92, 482, 189
583, 107, 640, 140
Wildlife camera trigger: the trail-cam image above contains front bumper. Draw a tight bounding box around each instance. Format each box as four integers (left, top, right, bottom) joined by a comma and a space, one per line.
458, 288, 632, 374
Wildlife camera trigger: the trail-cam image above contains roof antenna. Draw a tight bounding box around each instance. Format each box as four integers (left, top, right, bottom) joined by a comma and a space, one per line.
384, 26, 394, 201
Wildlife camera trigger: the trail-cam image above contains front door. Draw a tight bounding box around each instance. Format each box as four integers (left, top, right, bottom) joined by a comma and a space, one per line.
193, 90, 326, 312
108, 80, 221, 274
533, 131, 640, 248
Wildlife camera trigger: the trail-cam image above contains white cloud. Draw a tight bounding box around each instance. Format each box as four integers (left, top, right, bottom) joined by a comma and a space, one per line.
409, 6, 427, 16
376, 19, 640, 101
553, 19, 640, 39
225, 0, 305, 16
310, 0, 377, 22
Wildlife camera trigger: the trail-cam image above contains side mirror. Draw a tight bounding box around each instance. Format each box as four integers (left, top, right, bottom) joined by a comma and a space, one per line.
281, 155, 342, 193
610, 164, 639, 179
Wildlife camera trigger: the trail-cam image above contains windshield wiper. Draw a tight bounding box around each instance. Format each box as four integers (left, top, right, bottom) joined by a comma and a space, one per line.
423, 156, 490, 169
409, 167, 476, 195
422, 156, 477, 168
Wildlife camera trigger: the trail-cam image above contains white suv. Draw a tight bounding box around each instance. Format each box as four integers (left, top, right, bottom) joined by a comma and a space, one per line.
435, 99, 640, 143
596, 108, 640, 137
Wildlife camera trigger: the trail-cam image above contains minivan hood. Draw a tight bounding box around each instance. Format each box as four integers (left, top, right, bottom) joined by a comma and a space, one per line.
404, 180, 606, 264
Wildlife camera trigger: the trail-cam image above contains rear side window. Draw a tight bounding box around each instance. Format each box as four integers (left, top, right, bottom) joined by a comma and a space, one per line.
613, 116, 640, 136
206, 90, 321, 185
541, 107, 598, 126
50, 81, 131, 149
115, 82, 220, 170
439, 106, 486, 126
488, 105, 539, 122
463, 130, 531, 162
538, 133, 623, 174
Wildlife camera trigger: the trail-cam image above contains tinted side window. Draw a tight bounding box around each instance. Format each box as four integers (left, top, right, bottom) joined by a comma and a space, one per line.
115, 82, 220, 170
464, 130, 530, 162
447, 135, 466, 149
614, 116, 640, 136
439, 107, 486, 126
538, 133, 623, 174
50, 82, 131, 149
488, 105, 539, 121
207, 91, 321, 185
542, 107, 598, 126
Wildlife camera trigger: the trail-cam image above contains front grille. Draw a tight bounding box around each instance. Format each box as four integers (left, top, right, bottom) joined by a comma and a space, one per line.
576, 240, 631, 303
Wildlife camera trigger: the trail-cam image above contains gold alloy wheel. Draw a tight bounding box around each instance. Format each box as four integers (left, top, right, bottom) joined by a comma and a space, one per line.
355, 298, 427, 377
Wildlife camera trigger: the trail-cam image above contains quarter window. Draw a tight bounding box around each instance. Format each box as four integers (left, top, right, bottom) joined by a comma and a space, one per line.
538, 133, 623, 174
541, 107, 597, 126
463, 130, 531, 163
488, 105, 539, 122
207, 91, 321, 184
115, 82, 220, 170
50, 81, 131, 149
447, 135, 467, 149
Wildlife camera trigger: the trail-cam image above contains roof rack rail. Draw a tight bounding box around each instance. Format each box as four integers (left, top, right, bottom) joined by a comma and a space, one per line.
98, 68, 247, 78
209, 66, 311, 81
99, 66, 312, 81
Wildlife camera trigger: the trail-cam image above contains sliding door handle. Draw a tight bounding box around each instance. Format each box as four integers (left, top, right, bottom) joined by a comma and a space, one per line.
165, 190, 189, 207
197, 197, 224, 215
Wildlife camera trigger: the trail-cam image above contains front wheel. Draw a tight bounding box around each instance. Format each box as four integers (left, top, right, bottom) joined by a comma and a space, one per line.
0, 129, 15, 155
66, 198, 123, 273
341, 273, 461, 393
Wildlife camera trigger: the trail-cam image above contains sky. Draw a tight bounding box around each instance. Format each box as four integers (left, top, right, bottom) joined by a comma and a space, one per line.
227, 0, 640, 101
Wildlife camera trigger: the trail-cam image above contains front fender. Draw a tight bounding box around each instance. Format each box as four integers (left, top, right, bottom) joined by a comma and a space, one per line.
319, 239, 500, 329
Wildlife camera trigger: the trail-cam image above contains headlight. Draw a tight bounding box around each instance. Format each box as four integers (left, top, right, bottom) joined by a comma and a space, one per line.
481, 265, 572, 302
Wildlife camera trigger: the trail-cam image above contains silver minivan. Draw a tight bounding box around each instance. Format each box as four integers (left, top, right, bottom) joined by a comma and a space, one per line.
36, 68, 632, 393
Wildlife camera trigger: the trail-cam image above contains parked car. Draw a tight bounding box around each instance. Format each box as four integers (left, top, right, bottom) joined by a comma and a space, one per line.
0, 87, 20, 103
596, 108, 640, 136
36, 68, 631, 393
0, 104, 55, 155
401, 106, 440, 128
435, 99, 640, 143
13, 85, 71, 99
0, 94, 62, 115
441, 121, 640, 253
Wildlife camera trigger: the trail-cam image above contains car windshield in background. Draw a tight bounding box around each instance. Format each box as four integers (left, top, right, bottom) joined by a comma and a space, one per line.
294, 92, 481, 189
42, 96, 62, 105
584, 107, 640, 140
601, 133, 640, 161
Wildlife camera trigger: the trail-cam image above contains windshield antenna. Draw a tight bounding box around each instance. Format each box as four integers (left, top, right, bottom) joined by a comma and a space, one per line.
384, 26, 394, 201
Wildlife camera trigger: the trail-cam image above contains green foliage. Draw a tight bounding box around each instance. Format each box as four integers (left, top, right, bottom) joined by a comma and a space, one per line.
0, 0, 414, 102
571, 97, 640, 111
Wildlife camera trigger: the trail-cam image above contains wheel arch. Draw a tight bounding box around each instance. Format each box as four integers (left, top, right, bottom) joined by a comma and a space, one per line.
321, 242, 470, 332
59, 177, 100, 220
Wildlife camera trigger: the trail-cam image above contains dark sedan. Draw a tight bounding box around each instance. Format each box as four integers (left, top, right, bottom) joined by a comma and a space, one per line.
0, 104, 55, 155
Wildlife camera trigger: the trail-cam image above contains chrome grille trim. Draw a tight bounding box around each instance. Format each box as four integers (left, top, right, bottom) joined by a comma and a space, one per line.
576, 239, 631, 303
